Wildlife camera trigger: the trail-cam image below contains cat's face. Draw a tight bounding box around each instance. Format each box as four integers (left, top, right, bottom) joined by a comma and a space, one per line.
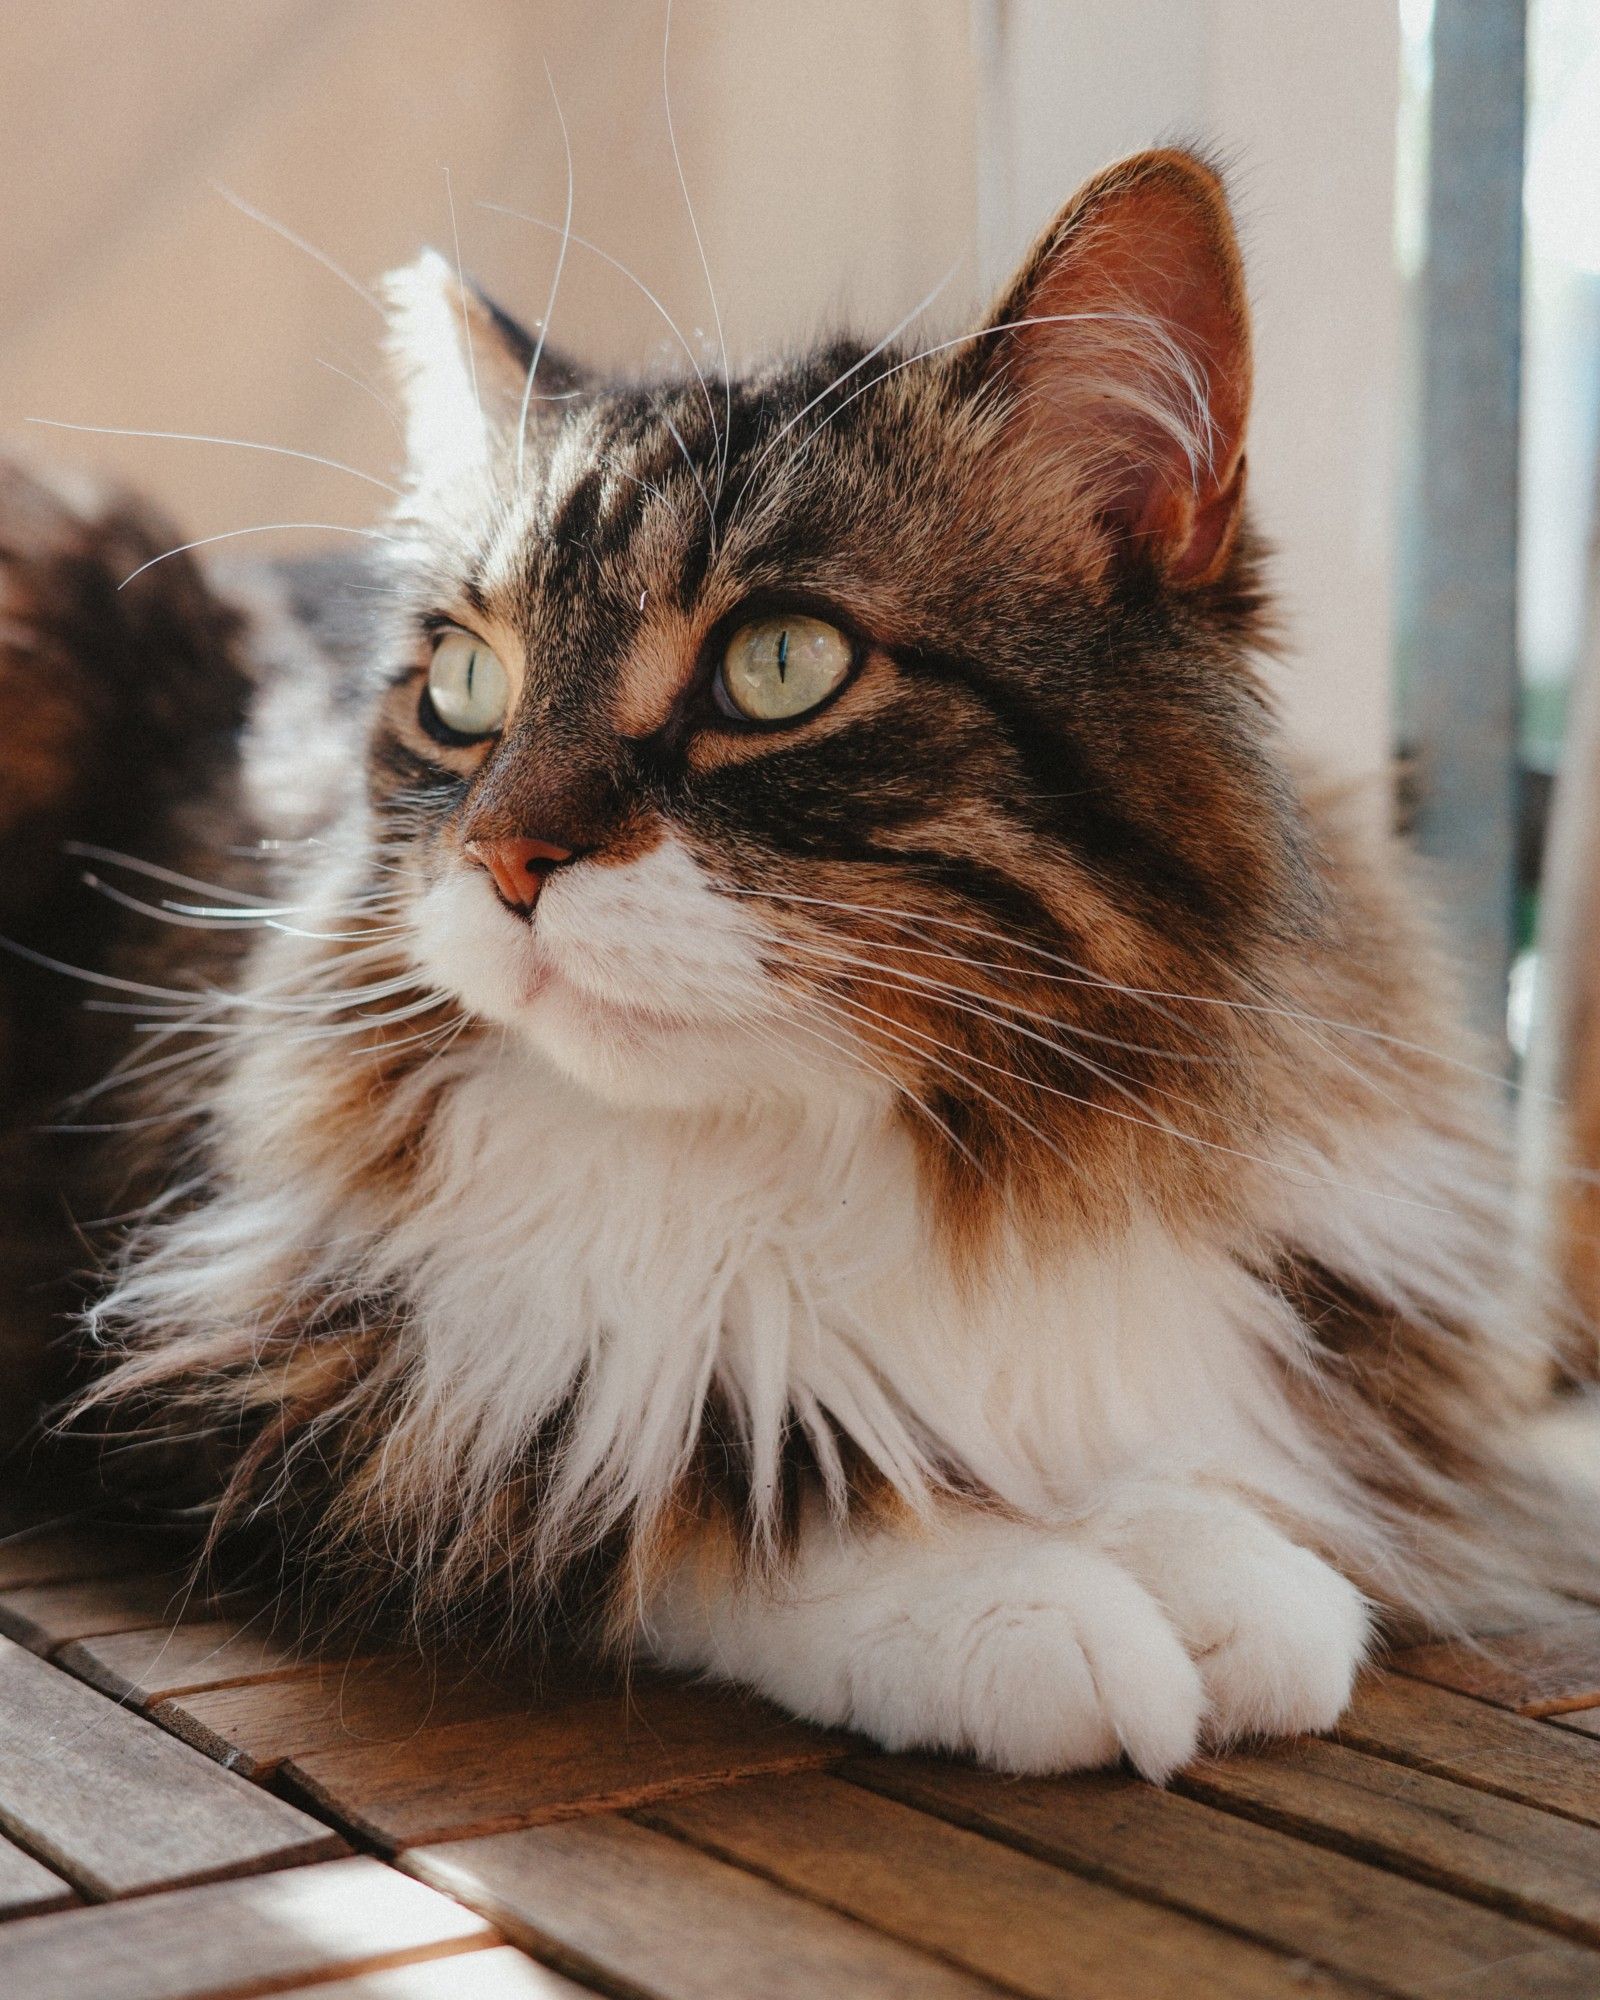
374, 151, 1321, 1218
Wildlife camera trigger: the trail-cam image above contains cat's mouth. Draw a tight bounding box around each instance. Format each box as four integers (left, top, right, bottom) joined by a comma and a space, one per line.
473, 878, 702, 1039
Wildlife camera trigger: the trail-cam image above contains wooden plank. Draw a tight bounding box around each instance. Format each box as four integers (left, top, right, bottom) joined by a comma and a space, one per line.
0, 1635, 343, 1898
643, 1769, 1358, 1999
1177, 1735, 1600, 1941
286, 1674, 846, 1849
151, 1656, 545, 1778
269, 1948, 592, 1997
1549, 1707, 1600, 1740
0, 1524, 183, 1591
0, 1855, 498, 2000
848, 1759, 1600, 2000
409, 1814, 1003, 2000
0, 1572, 238, 1654
59, 1618, 359, 1705
1390, 1615, 1600, 1715
1337, 1673, 1600, 1823
0, 1832, 76, 1920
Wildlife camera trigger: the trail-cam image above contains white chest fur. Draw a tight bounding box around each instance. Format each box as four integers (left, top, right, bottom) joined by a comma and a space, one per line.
362, 1040, 1334, 1548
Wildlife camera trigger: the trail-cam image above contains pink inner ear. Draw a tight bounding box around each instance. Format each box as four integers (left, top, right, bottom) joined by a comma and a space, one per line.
995, 163, 1253, 586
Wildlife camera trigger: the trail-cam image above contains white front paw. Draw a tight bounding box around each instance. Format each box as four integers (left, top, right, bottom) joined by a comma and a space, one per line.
793, 1526, 1206, 1780
1092, 1485, 1371, 1746
643, 1495, 1368, 1780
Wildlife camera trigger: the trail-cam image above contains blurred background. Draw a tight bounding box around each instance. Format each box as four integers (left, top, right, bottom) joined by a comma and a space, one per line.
3, 1, 1597, 1077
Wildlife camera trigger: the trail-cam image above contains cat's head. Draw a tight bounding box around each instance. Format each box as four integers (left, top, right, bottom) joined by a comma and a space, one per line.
370, 149, 1323, 1226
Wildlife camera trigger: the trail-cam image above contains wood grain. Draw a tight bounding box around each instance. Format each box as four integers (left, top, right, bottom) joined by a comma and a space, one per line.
58, 1619, 358, 1705
0, 1572, 229, 1654
849, 1758, 1600, 2000
408, 1814, 1002, 2000
643, 1768, 1357, 1999
0, 1832, 76, 1920
286, 1674, 846, 1848
150, 1656, 550, 1778
0, 1635, 343, 1898
1177, 1735, 1600, 1941
0, 1525, 182, 1591
268, 1948, 593, 1997
0, 1855, 498, 2000
1389, 1616, 1600, 1715
1338, 1673, 1600, 1823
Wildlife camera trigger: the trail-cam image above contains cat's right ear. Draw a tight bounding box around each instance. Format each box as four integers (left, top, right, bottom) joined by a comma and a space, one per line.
382, 249, 586, 504
960, 149, 1252, 588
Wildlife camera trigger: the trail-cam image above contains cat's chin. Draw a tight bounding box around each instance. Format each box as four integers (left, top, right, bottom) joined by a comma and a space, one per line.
406, 849, 864, 1112
512, 970, 764, 1109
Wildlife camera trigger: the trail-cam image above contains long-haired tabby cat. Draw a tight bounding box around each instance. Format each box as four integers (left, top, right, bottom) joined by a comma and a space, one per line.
1, 149, 1594, 1778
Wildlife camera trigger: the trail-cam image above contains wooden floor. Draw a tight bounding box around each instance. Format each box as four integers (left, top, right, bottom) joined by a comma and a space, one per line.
6, 1521, 1600, 2000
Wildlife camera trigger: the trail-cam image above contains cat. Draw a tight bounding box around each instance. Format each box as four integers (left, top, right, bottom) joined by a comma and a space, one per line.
1, 148, 1594, 1778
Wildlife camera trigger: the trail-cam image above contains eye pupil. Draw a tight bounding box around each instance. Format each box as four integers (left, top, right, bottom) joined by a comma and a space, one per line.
719, 613, 851, 723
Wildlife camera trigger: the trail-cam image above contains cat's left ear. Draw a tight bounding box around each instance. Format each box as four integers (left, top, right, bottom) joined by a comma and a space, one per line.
966, 149, 1251, 587
382, 249, 586, 500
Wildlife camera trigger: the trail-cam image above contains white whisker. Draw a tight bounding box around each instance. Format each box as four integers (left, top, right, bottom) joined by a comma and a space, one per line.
782, 997, 990, 1180
63, 843, 278, 907
214, 184, 382, 313
315, 356, 405, 438
515, 63, 575, 499
117, 523, 400, 591
725, 884, 1536, 1099
662, 0, 728, 501
729, 258, 963, 523
25, 418, 399, 498
774, 929, 1232, 1067
76, 871, 410, 946
778, 940, 1260, 1136
661, 409, 715, 530
442, 164, 484, 455
79, 873, 271, 932
819, 980, 1457, 1216
807, 982, 1071, 1172
480, 204, 721, 467
0, 932, 203, 1003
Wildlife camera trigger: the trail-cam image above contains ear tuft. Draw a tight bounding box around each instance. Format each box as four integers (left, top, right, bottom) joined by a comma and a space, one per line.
973, 149, 1252, 586
382, 249, 495, 499
382, 251, 587, 504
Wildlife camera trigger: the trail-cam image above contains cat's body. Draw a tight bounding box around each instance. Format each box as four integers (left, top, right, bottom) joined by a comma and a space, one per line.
2, 151, 1593, 1776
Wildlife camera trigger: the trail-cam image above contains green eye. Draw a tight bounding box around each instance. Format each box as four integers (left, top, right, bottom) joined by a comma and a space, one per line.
719, 614, 854, 723
425, 631, 510, 738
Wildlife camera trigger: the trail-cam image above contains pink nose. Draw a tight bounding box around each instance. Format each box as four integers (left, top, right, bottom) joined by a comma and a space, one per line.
465, 837, 575, 913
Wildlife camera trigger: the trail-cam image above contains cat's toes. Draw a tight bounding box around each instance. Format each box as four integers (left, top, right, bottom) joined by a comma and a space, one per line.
844, 1534, 1205, 1780
1094, 1486, 1370, 1746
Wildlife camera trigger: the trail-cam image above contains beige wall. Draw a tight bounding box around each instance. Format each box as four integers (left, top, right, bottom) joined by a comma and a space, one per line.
1, 2, 978, 535
2, 2, 1396, 783
977, 0, 1402, 799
